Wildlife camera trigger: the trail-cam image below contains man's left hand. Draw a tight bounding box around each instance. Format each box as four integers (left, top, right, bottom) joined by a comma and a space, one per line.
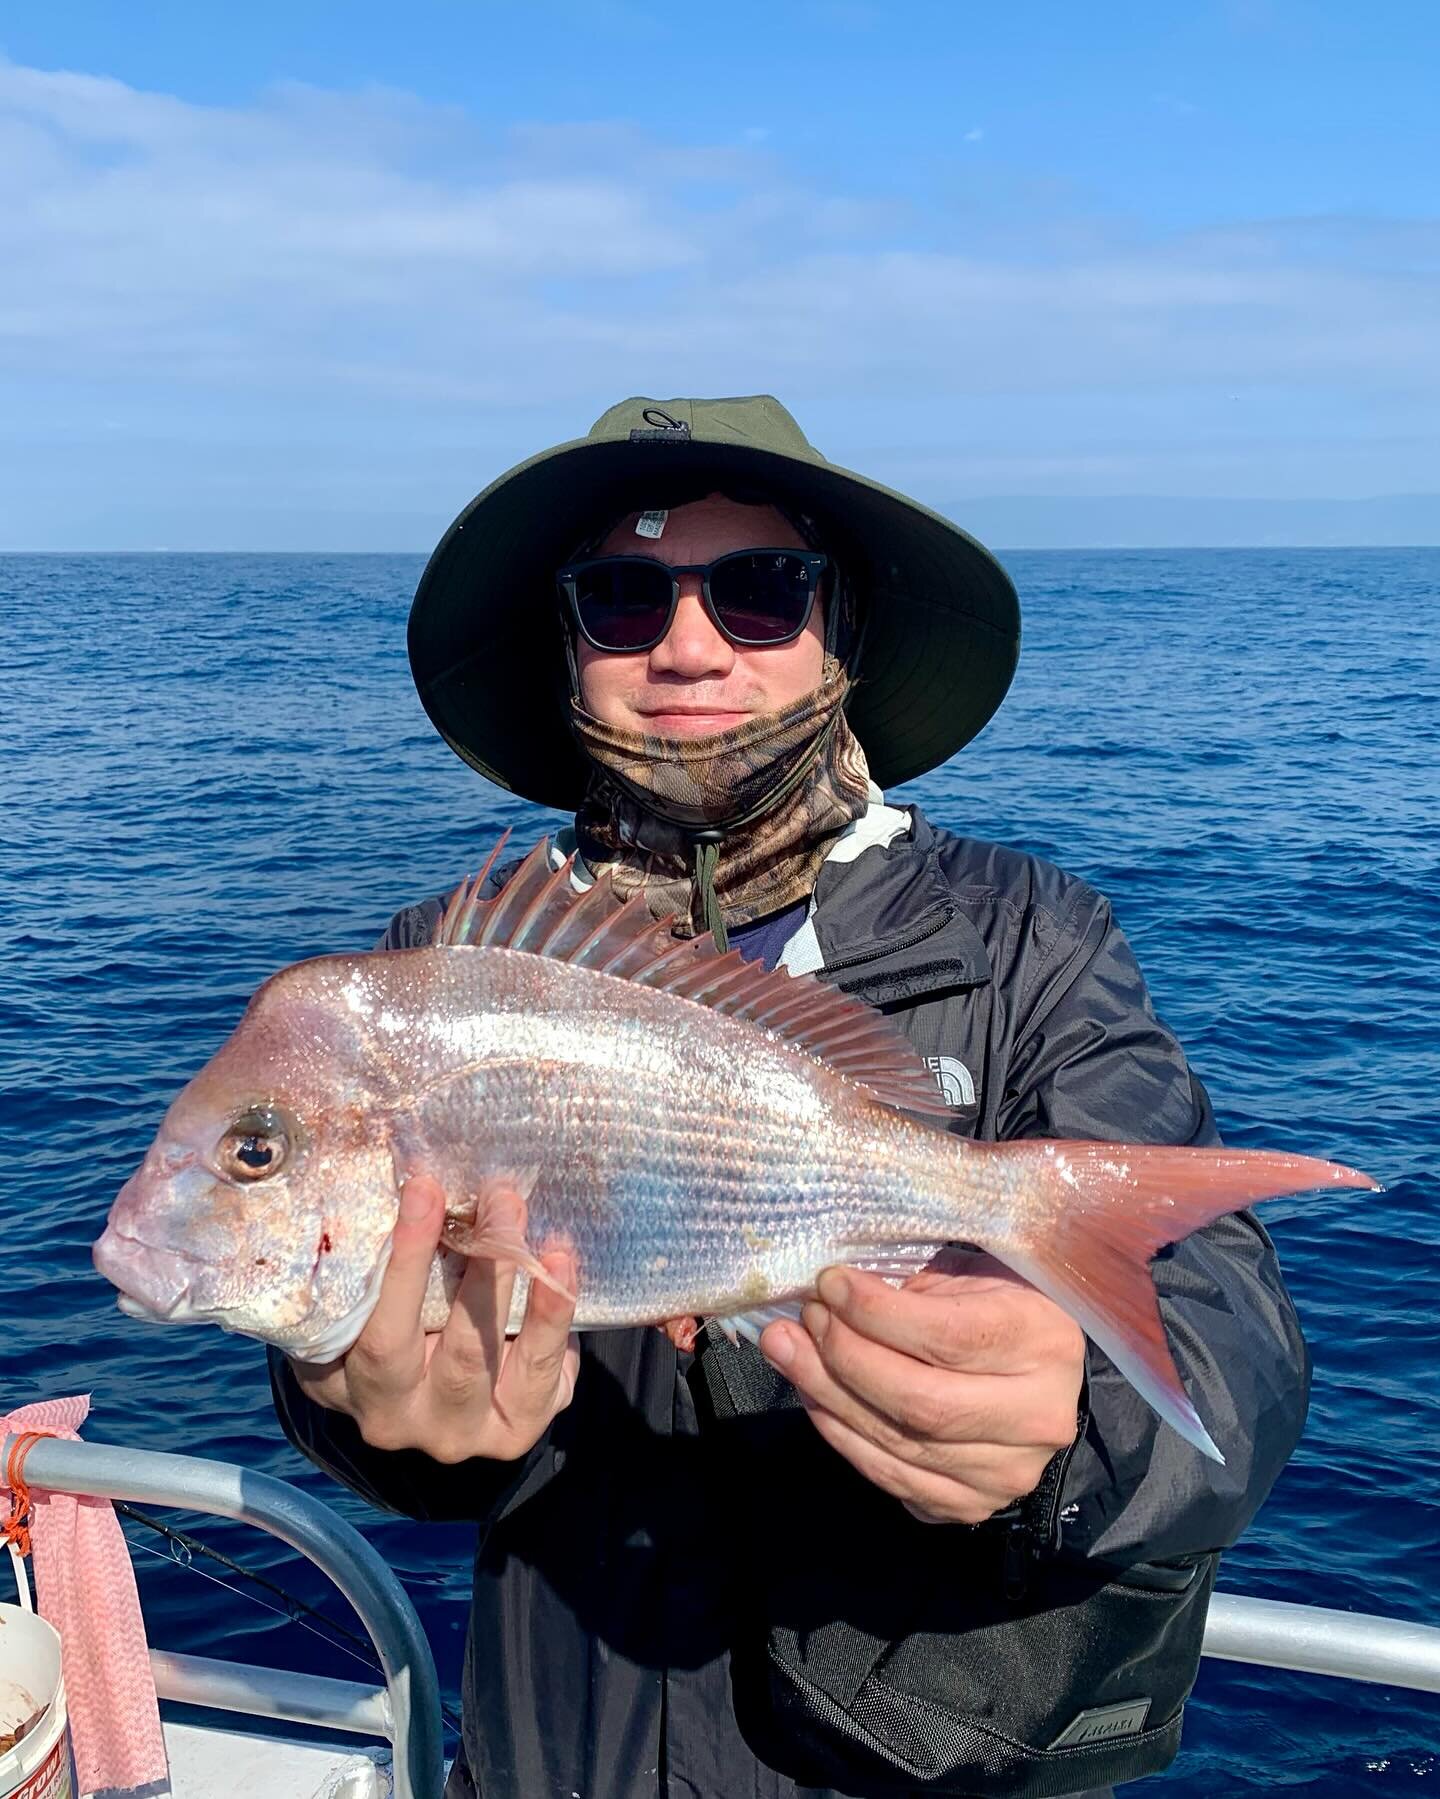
759, 1256, 1085, 1525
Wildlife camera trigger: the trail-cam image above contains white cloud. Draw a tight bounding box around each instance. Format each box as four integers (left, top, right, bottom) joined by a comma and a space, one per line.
0, 54, 1437, 541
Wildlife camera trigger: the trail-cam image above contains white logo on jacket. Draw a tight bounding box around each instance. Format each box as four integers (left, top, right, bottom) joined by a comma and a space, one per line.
925, 1055, 976, 1108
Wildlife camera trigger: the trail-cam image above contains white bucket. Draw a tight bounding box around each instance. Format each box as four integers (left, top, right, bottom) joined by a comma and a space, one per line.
0, 1546, 71, 1799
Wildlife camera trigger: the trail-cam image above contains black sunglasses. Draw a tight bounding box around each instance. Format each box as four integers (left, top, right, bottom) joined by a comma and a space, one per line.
557, 549, 829, 654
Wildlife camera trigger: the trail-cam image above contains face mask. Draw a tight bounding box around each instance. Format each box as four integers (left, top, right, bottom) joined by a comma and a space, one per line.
570, 668, 870, 948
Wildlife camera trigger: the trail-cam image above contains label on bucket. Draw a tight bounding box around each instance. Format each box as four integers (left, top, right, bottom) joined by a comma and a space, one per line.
7, 1732, 69, 1799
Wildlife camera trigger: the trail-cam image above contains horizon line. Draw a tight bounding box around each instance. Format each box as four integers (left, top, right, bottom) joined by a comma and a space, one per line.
4, 542, 1440, 556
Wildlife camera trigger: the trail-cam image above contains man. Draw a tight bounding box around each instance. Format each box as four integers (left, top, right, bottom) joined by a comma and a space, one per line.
271, 397, 1308, 1798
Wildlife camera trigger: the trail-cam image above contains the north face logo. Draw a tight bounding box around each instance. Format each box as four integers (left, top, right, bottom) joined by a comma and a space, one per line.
925, 1055, 976, 1108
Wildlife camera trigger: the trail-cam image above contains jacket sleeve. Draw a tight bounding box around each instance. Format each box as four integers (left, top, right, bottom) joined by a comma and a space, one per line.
269, 1348, 549, 1524
995, 883, 1310, 1563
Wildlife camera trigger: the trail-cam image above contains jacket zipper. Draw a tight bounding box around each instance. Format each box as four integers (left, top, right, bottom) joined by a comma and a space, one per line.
821, 907, 952, 977
1004, 1398, 1089, 1601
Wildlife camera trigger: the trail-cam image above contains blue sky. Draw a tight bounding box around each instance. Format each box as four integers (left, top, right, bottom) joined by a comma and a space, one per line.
3, 1, 1439, 547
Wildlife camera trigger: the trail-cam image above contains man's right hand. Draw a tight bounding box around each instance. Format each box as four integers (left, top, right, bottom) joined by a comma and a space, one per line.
290, 1174, 580, 1465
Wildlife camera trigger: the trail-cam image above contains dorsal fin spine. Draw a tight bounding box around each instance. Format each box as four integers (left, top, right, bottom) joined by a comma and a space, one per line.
429, 834, 955, 1119
795, 1014, 886, 1055
477, 841, 555, 948
435, 830, 511, 947
508, 859, 571, 952
750, 991, 820, 1031
642, 939, 708, 985
537, 878, 618, 960
697, 963, 764, 1006
599, 938, 664, 979
563, 877, 631, 966
454, 887, 480, 945
677, 956, 752, 1004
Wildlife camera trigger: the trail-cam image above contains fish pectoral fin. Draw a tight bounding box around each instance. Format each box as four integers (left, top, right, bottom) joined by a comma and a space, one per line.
706, 1300, 806, 1348
442, 1170, 576, 1303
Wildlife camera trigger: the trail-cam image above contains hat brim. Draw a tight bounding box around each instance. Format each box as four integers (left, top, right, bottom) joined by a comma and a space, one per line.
408, 436, 1019, 808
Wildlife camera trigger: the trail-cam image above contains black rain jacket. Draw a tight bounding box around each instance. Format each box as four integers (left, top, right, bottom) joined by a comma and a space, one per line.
271, 808, 1308, 1798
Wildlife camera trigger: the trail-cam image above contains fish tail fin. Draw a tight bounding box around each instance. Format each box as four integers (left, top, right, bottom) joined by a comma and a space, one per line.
978, 1141, 1379, 1463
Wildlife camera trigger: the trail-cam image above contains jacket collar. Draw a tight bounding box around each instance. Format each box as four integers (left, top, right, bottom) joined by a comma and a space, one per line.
558, 800, 990, 1005
809, 807, 992, 1005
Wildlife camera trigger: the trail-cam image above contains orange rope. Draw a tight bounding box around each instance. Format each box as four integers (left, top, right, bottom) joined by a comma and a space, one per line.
2, 1430, 58, 1559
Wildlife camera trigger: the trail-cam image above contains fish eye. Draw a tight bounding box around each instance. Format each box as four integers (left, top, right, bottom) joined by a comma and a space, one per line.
217, 1107, 290, 1183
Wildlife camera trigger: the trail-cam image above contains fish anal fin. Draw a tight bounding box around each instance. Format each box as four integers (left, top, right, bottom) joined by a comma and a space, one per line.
844, 1242, 951, 1280
707, 1299, 806, 1347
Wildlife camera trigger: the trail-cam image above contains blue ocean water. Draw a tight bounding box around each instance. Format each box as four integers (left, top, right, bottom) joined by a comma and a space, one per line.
4, 548, 1437, 1794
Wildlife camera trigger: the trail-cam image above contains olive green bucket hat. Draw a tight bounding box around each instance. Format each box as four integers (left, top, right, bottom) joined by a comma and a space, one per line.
408, 395, 1019, 809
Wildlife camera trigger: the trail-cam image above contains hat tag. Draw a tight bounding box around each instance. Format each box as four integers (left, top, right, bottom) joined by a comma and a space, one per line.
635, 510, 668, 540
629, 408, 691, 444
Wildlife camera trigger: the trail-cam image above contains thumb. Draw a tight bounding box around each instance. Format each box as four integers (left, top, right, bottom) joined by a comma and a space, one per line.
556, 1337, 582, 1410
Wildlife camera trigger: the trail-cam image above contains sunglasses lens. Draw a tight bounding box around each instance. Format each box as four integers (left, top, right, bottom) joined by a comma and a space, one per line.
709, 553, 816, 644
572, 561, 673, 650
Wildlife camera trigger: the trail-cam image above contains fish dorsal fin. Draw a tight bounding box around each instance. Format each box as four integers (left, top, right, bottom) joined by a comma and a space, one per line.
433, 838, 953, 1118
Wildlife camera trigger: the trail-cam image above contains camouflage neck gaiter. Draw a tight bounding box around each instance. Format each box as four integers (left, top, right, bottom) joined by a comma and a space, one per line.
570, 670, 871, 948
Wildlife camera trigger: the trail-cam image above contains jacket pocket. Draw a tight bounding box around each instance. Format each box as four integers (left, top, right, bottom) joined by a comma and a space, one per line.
733, 1543, 1220, 1798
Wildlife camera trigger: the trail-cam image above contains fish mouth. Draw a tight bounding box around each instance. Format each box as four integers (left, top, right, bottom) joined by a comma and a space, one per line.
93, 1225, 212, 1321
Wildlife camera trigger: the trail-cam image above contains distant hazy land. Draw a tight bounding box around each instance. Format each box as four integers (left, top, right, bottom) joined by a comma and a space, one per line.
957, 494, 1440, 550
4, 495, 1440, 554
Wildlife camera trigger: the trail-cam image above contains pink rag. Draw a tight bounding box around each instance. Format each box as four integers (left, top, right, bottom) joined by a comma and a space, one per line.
1, 1396, 167, 1797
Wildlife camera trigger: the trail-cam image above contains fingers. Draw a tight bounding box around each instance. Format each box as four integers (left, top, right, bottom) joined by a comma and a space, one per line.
757, 1272, 1084, 1523
762, 1310, 1027, 1454
813, 1267, 1083, 1376
429, 1187, 528, 1407
806, 1297, 1077, 1451
799, 1404, 1019, 1526
765, 1312, 1060, 1519
492, 1248, 581, 1434
286, 1354, 352, 1413
343, 1173, 447, 1397
294, 1172, 580, 1463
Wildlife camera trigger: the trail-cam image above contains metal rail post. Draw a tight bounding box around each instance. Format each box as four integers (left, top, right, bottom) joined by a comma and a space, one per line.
3, 1435, 445, 1799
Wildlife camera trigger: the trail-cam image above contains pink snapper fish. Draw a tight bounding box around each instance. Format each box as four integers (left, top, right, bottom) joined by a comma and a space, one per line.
95, 839, 1378, 1462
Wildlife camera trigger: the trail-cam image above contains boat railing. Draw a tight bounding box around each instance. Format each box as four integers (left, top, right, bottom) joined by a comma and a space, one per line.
7, 1433, 1439, 1799
4, 1433, 445, 1799
1203, 1591, 1440, 1692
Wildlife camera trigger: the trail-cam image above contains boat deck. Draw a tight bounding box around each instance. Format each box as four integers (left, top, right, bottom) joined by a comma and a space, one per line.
163, 1721, 391, 1798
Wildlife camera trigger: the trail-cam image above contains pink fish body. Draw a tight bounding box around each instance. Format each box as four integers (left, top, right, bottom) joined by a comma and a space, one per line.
96, 840, 1378, 1462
